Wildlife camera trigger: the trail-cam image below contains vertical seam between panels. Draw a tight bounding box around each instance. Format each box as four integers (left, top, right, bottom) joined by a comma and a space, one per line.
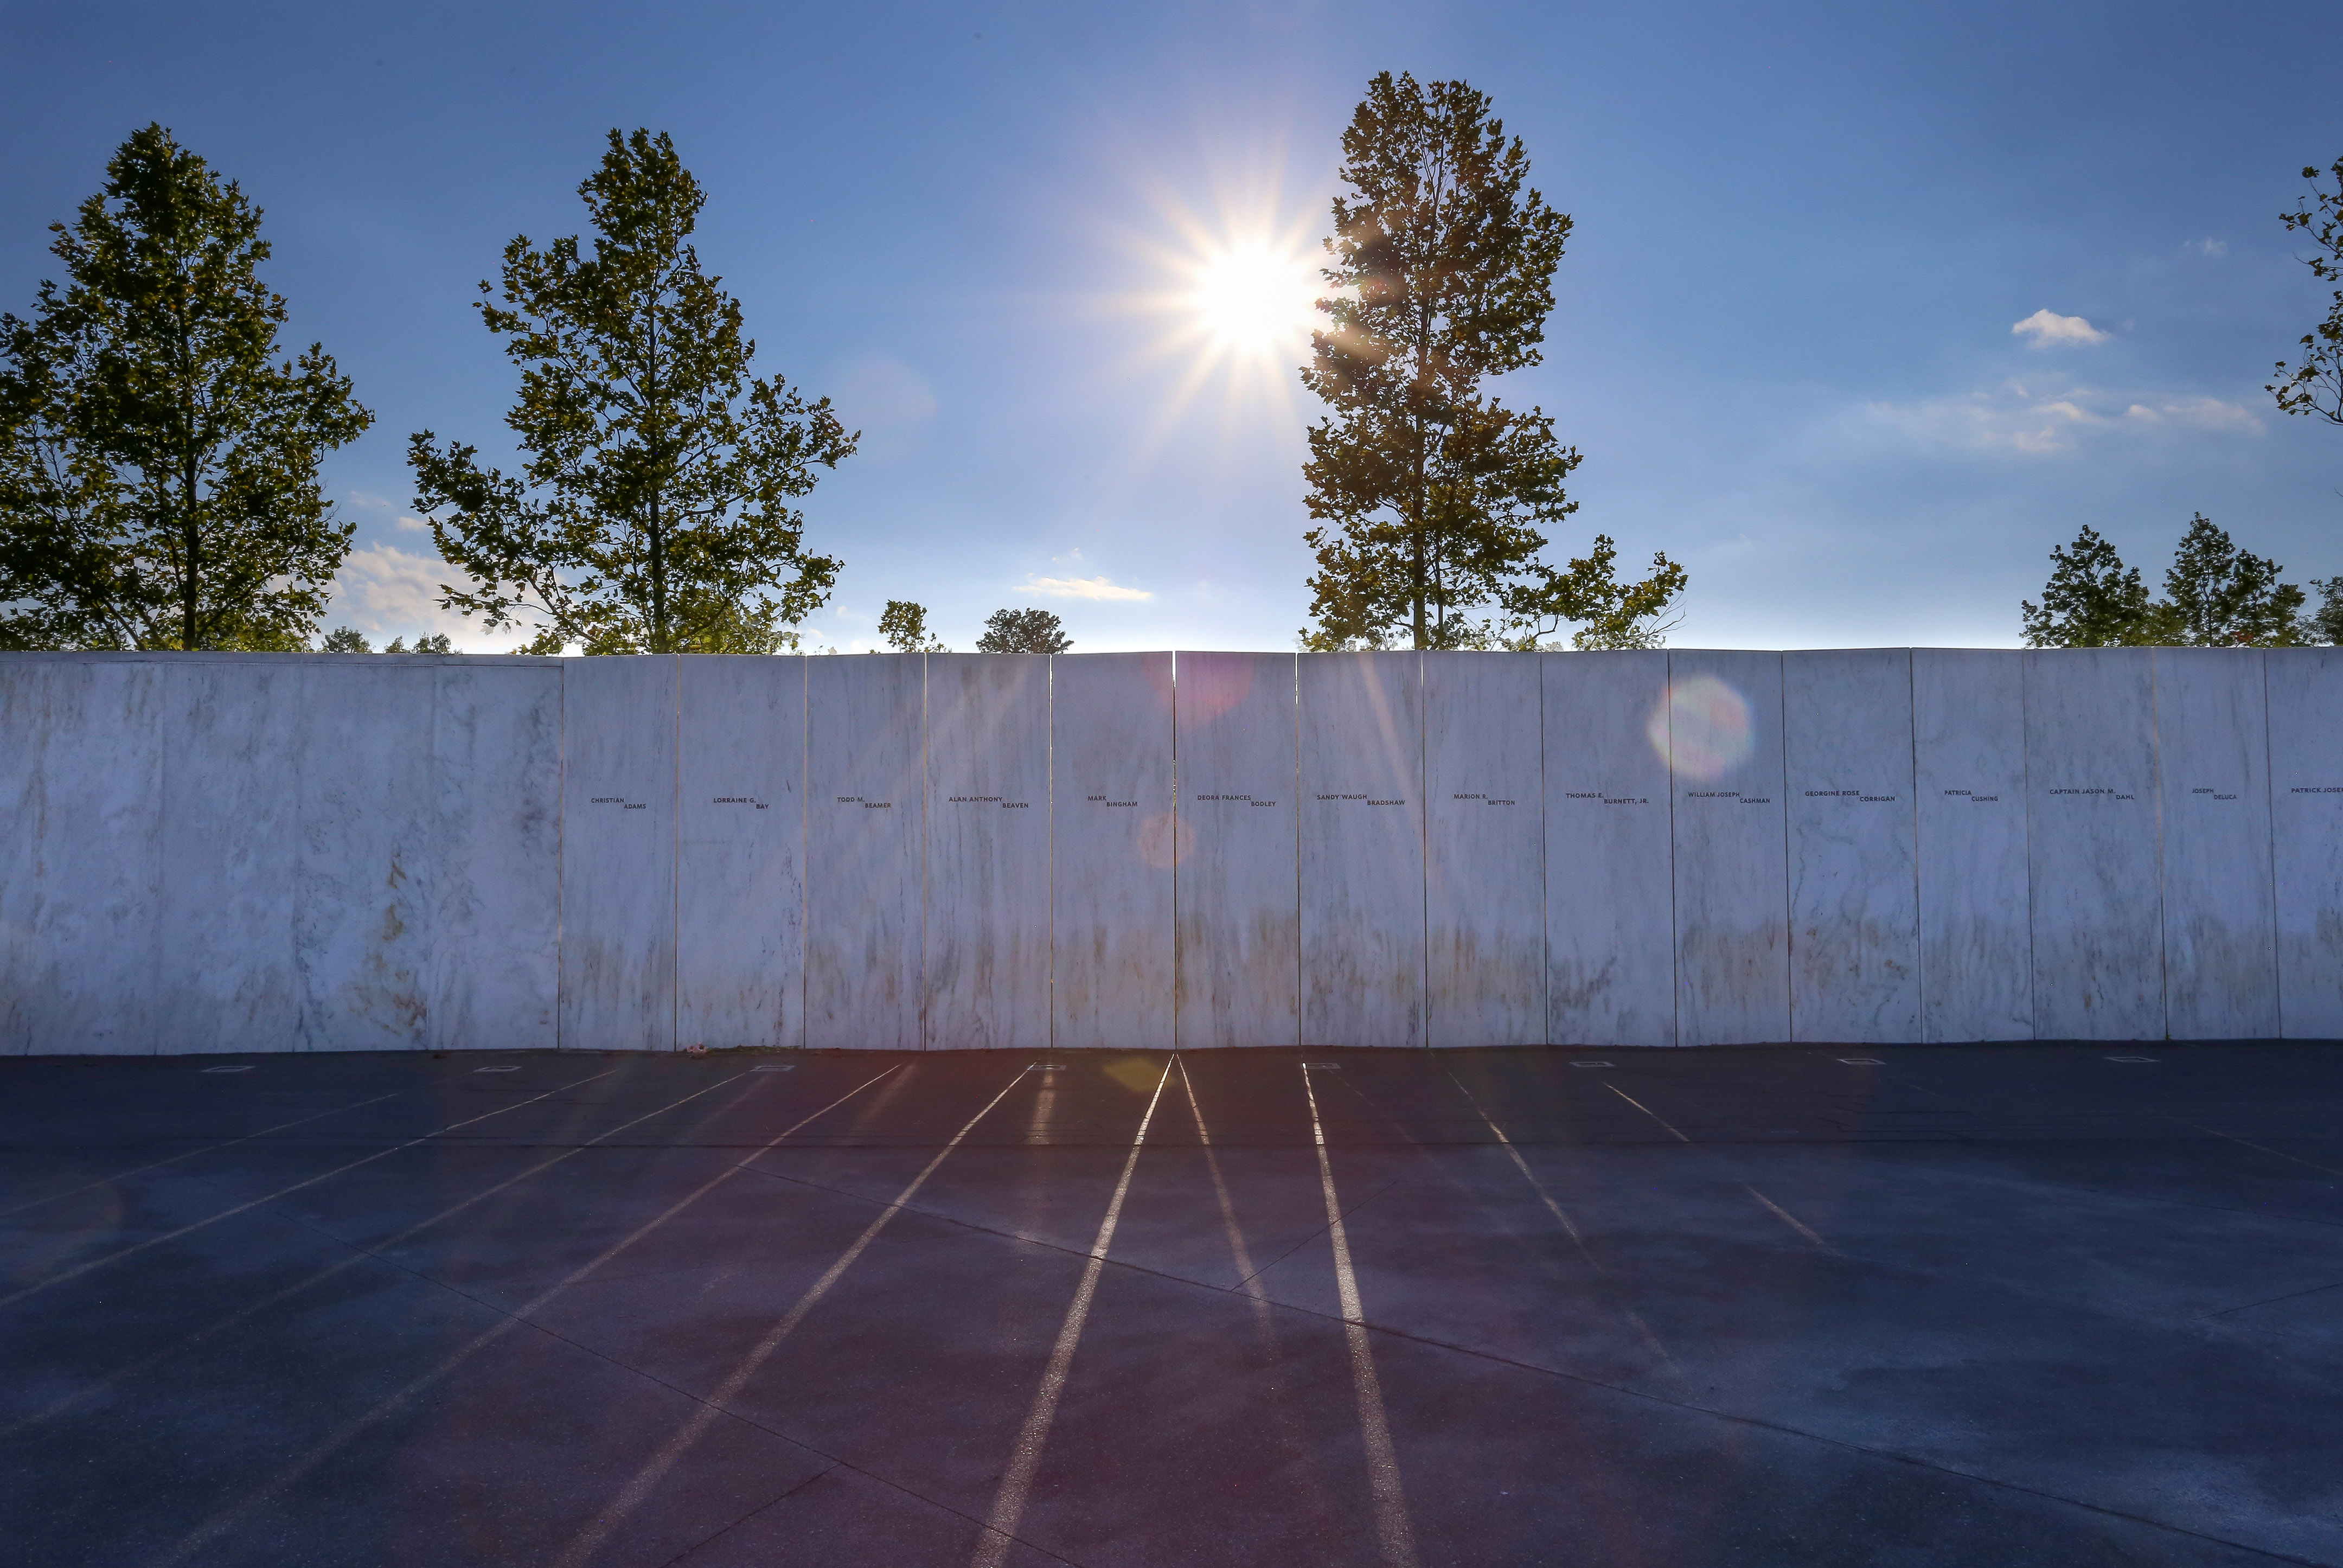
1666, 650, 1681, 1048
1777, 653, 1792, 1048
1907, 649, 1923, 1045
1171, 651, 1181, 1053
2264, 651, 2284, 1037
2022, 652, 2038, 1042
2152, 651, 2170, 1041
1292, 652, 1302, 1049
556, 658, 567, 1054
671, 657, 681, 1054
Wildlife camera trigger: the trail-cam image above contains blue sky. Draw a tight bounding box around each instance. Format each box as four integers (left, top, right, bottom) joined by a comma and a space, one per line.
4, 1, 2338, 652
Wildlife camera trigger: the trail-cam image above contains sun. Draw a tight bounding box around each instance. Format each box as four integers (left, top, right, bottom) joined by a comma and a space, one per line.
1184, 240, 1321, 361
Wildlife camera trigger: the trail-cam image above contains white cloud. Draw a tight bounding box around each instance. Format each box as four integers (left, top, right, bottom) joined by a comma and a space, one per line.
1858, 377, 2259, 454
1014, 573, 1154, 601
2123, 396, 2258, 430
1051, 546, 1085, 565
2185, 236, 2228, 258
2011, 309, 2110, 347
324, 543, 530, 650
394, 515, 429, 533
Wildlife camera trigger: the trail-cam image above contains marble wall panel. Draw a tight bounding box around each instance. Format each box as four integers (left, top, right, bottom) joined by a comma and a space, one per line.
2025, 649, 2163, 1041
291, 659, 437, 1051
428, 661, 562, 1051
155, 658, 306, 1053
1784, 649, 1920, 1043
1050, 653, 1174, 1051
924, 655, 1051, 1050
677, 656, 805, 1051
2268, 648, 2343, 1038
1912, 650, 2033, 1041
560, 656, 677, 1053
1424, 652, 1545, 1047
1668, 650, 1790, 1046
1175, 651, 1298, 1048
0, 657, 165, 1053
805, 655, 926, 1048
1543, 651, 1675, 1046
1298, 652, 1425, 1048
2154, 649, 2278, 1040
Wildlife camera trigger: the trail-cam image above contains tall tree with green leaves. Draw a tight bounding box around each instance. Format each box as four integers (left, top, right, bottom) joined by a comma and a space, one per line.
0, 124, 372, 651
1503, 534, 1686, 650
2021, 516, 2307, 647
2162, 513, 2303, 645
408, 129, 854, 655
975, 607, 1071, 653
878, 599, 945, 652
2021, 525, 2164, 647
2269, 156, 2343, 428
1299, 73, 1585, 650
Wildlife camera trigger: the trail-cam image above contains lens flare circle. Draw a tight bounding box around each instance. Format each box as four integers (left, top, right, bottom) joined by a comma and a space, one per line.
1649, 676, 1752, 782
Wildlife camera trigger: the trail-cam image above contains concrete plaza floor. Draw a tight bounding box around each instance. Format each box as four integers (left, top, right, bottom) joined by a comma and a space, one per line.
2, 1043, 2340, 1567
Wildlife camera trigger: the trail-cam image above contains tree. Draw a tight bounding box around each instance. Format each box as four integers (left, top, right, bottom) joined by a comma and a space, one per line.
2021, 526, 2163, 647
408, 129, 854, 656
320, 626, 372, 652
975, 607, 1071, 654
0, 124, 372, 651
2306, 578, 2343, 645
2021, 517, 2308, 648
2162, 513, 2303, 645
2269, 156, 2343, 428
878, 599, 944, 652
386, 632, 454, 654
1504, 534, 1686, 650
1299, 73, 1585, 651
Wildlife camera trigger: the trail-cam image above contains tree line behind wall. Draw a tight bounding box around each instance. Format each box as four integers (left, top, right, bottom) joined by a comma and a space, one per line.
4, 116, 2340, 656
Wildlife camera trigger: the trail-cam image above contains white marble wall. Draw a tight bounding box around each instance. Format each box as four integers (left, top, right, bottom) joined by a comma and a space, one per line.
677, 656, 805, 1051
1424, 652, 1545, 1047
2268, 649, 2343, 1038
1050, 653, 1175, 1052
2154, 649, 2278, 1040
1668, 650, 1791, 1045
1784, 649, 1921, 1044
1912, 650, 2033, 1041
924, 655, 1051, 1050
560, 656, 677, 1053
425, 662, 562, 1052
8, 645, 2338, 1054
1299, 652, 1425, 1048
0, 657, 164, 1053
2025, 649, 2165, 1041
1175, 651, 1298, 1048
1542, 651, 1676, 1046
805, 655, 926, 1049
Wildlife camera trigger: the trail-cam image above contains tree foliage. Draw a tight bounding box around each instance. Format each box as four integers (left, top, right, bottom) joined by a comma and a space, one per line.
975, 607, 1071, 654
1504, 534, 1686, 650
1299, 73, 1584, 650
0, 124, 372, 651
408, 129, 853, 656
2269, 156, 2343, 427
2021, 517, 2307, 647
878, 599, 944, 652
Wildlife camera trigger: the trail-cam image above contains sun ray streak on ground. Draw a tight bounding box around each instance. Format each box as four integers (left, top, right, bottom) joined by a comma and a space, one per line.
149, 1065, 903, 1568
1447, 1071, 1683, 1374
1177, 1055, 1265, 1297
1302, 1064, 1420, 1568
0, 1069, 619, 1309
547, 1065, 1034, 1568
1, 1068, 773, 1437
1604, 1083, 1834, 1252
969, 1058, 1176, 1568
